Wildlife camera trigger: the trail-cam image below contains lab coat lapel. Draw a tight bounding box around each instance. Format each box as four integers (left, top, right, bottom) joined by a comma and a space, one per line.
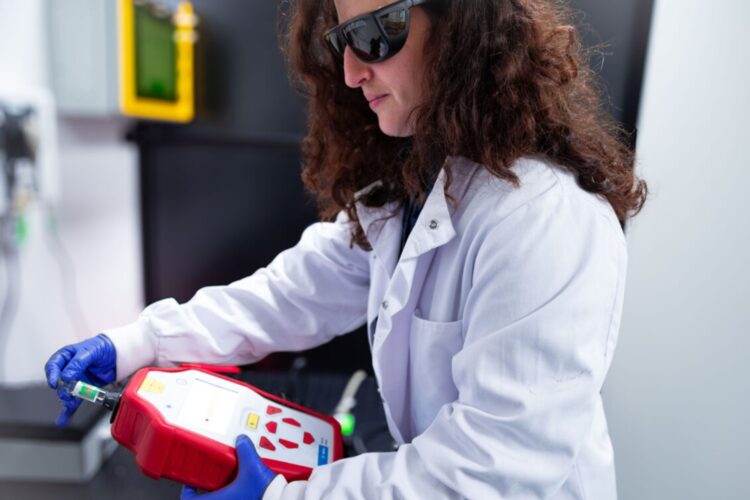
399, 170, 456, 261
374, 158, 480, 352
372, 252, 434, 442
371, 158, 482, 442
354, 182, 401, 277
354, 157, 478, 272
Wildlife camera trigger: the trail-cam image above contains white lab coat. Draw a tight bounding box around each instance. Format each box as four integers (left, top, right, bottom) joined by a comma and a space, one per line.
106, 155, 627, 499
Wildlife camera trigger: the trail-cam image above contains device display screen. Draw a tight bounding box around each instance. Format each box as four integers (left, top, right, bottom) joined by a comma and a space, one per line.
135, 4, 177, 101
177, 378, 239, 436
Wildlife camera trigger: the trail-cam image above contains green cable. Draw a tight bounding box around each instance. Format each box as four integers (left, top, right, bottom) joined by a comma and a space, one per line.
16, 214, 28, 245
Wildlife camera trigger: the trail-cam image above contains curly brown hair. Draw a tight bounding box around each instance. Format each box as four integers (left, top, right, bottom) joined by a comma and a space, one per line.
282, 0, 647, 250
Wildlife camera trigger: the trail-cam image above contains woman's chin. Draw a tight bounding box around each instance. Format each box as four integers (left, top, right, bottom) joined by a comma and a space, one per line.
377, 117, 413, 138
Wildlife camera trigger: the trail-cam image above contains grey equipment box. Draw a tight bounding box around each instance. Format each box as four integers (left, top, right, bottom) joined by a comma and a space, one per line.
0, 383, 116, 482
45, 0, 119, 116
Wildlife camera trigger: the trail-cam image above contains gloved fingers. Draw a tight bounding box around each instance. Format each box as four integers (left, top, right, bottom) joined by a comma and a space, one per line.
55, 398, 82, 427
234, 434, 276, 487
45, 346, 75, 389
235, 434, 258, 465
56, 388, 77, 404
177, 438, 273, 500
180, 486, 215, 499
59, 348, 96, 383
180, 486, 197, 499
91, 334, 117, 385
62, 395, 82, 412
87, 367, 117, 387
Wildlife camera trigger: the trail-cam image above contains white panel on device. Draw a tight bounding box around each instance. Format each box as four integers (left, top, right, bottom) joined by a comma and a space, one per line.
135, 370, 335, 468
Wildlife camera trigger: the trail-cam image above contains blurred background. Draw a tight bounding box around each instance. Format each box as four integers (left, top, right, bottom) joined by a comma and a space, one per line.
0, 0, 747, 498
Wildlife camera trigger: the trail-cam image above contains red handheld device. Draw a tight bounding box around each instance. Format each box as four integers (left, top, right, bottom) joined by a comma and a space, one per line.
110, 367, 343, 491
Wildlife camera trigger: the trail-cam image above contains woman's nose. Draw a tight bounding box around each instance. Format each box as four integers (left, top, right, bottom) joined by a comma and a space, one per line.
343, 47, 371, 88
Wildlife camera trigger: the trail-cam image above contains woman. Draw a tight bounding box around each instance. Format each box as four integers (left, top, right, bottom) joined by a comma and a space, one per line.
45, 0, 647, 498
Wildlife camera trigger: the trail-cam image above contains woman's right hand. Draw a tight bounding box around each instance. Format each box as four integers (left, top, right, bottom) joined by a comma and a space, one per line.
44, 334, 117, 427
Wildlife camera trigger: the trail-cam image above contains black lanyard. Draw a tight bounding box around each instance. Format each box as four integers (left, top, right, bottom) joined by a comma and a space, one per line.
399, 193, 422, 257
398, 166, 440, 258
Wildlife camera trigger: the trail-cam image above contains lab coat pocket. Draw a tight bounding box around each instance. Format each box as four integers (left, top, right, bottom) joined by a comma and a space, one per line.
408, 314, 463, 434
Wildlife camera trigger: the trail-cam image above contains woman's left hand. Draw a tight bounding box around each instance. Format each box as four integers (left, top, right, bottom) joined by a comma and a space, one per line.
180, 435, 277, 500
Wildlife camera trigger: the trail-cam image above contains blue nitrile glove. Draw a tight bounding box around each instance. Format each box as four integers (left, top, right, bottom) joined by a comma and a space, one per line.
44, 333, 117, 427
181, 435, 277, 500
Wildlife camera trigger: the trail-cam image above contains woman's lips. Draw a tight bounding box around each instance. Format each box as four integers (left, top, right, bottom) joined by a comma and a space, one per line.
368, 94, 388, 109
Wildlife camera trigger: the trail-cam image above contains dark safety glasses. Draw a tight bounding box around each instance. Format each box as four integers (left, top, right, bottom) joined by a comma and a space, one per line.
323, 0, 434, 64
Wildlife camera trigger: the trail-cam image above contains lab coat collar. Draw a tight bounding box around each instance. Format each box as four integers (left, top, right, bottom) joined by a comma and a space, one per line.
354, 156, 482, 271
352, 188, 401, 274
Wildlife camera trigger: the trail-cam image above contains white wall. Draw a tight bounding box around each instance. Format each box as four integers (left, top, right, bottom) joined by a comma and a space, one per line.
0, 0, 143, 384
0, 0, 48, 87
602, 1, 750, 499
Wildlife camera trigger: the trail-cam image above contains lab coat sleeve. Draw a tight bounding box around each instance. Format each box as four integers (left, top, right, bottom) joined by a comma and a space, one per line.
262, 184, 627, 499
104, 212, 371, 380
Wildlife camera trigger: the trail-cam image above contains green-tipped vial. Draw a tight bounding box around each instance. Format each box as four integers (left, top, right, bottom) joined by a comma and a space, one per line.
56, 379, 121, 411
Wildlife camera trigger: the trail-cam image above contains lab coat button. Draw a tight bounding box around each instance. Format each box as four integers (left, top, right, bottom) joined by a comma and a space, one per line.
381, 300, 389, 310
429, 219, 439, 230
